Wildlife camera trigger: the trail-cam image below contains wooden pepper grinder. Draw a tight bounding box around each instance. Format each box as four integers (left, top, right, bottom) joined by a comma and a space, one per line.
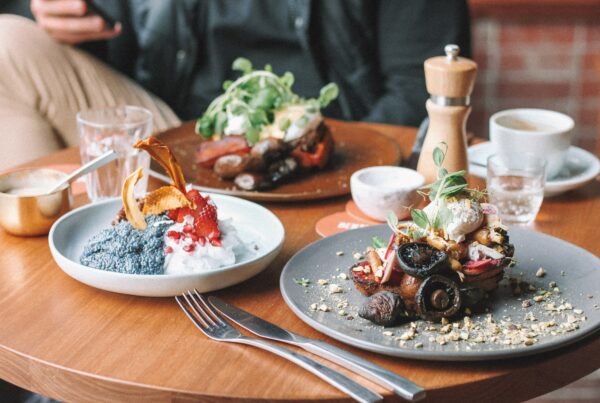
417, 44, 477, 183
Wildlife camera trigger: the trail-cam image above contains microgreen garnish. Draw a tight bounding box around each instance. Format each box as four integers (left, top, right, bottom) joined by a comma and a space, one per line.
411, 142, 484, 232
195, 57, 339, 145
372, 236, 386, 249
386, 211, 400, 234
293, 278, 311, 287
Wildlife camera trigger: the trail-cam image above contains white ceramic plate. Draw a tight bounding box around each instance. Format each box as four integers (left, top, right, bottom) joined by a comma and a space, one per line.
49, 195, 284, 297
468, 142, 599, 197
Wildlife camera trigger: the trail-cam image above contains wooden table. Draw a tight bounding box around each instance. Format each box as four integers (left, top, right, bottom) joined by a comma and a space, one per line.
0, 122, 598, 403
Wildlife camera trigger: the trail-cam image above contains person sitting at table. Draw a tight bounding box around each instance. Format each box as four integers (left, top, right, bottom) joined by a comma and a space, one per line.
0, 0, 470, 170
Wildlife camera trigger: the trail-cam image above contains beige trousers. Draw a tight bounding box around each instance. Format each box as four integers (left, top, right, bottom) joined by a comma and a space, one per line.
0, 15, 181, 171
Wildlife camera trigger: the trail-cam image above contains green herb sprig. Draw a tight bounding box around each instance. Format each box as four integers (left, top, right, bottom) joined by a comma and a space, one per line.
372, 236, 386, 249
195, 58, 339, 145
411, 142, 469, 231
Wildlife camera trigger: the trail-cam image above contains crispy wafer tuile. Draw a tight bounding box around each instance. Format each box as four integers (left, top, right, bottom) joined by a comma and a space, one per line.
122, 168, 147, 230
134, 137, 187, 193
142, 186, 193, 215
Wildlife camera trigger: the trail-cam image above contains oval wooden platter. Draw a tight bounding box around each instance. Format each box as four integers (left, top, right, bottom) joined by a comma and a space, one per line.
151, 119, 402, 202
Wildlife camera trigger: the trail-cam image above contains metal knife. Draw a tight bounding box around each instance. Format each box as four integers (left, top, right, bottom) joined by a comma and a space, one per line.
208, 296, 426, 402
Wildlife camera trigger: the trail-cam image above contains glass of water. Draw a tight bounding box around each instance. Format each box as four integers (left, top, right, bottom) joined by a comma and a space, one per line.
487, 152, 546, 224
78, 106, 153, 202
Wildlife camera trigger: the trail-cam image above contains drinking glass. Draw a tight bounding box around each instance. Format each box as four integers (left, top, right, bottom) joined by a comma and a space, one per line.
78, 106, 152, 202
486, 152, 546, 224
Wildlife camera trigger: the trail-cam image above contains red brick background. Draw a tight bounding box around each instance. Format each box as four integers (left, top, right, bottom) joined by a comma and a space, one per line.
468, 4, 600, 401
468, 14, 600, 154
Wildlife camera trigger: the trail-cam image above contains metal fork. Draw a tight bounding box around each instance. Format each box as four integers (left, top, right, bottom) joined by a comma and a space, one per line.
175, 290, 383, 403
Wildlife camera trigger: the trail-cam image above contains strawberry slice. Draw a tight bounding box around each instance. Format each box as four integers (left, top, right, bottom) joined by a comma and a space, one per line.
166, 189, 222, 244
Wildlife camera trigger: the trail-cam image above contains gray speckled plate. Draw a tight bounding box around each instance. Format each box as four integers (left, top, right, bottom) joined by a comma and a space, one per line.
280, 225, 600, 361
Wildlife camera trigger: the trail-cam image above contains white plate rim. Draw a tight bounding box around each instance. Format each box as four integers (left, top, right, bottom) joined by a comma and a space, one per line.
48, 194, 284, 282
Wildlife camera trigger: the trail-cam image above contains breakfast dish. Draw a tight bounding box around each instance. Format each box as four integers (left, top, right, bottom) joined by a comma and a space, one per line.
350, 144, 514, 325
468, 142, 600, 197
194, 58, 339, 191
150, 119, 402, 202
50, 195, 284, 297
47, 137, 284, 297
280, 144, 599, 360
80, 137, 249, 276
280, 224, 599, 360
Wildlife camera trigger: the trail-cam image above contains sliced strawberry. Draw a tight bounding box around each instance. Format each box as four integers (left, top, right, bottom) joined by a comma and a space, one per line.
167, 189, 222, 245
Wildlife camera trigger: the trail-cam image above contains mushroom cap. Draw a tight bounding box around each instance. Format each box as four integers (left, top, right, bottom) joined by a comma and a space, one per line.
397, 242, 449, 278
415, 275, 462, 321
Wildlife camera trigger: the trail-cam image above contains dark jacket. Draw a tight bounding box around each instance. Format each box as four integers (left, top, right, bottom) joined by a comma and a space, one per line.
4, 0, 471, 126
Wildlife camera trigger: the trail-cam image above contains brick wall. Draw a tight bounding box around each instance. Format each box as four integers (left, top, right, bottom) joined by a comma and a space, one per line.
468, 3, 600, 153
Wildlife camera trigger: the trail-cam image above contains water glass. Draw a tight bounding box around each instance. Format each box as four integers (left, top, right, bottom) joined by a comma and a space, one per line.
78, 106, 153, 202
486, 152, 546, 224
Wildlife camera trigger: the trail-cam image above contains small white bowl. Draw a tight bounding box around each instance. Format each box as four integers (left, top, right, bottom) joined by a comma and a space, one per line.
350, 166, 425, 221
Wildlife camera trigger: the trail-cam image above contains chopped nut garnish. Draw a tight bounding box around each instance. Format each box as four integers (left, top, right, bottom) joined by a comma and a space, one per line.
382, 331, 394, 337
400, 329, 416, 340
337, 273, 348, 280
317, 279, 329, 286
335, 251, 344, 256
310, 303, 318, 311
533, 295, 545, 302
338, 310, 347, 316
318, 304, 330, 312
522, 300, 532, 308
536, 267, 546, 277
549, 281, 557, 288
574, 309, 583, 315
328, 284, 343, 294
415, 342, 424, 348
353, 252, 363, 259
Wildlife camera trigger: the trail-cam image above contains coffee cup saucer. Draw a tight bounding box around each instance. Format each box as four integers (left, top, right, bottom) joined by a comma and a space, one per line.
468, 142, 599, 197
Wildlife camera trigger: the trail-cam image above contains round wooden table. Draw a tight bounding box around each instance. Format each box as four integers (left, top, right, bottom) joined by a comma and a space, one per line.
0, 122, 598, 402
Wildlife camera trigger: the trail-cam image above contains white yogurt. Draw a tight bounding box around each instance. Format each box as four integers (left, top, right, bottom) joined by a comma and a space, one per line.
163, 216, 247, 275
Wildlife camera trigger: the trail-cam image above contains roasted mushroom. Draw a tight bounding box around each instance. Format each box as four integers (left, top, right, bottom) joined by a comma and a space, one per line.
415, 275, 461, 321
250, 138, 287, 162
268, 157, 299, 184
233, 172, 272, 191
359, 291, 404, 327
398, 274, 423, 313
397, 242, 448, 278
214, 154, 248, 179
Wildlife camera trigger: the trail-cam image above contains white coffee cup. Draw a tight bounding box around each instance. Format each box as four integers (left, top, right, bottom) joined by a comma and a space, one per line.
489, 109, 574, 179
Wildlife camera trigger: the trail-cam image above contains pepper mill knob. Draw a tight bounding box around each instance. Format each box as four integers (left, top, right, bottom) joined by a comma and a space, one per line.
445, 44, 460, 61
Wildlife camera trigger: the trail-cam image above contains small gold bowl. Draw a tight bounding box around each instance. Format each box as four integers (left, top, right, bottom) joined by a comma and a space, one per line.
0, 168, 73, 236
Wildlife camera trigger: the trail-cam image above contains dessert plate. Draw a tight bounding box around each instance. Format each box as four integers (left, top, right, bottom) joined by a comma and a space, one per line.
280, 224, 600, 361
468, 142, 599, 197
150, 119, 402, 202
49, 195, 284, 297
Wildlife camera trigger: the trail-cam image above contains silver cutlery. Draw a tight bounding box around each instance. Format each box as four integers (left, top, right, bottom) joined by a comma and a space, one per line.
175, 290, 383, 403
209, 296, 426, 401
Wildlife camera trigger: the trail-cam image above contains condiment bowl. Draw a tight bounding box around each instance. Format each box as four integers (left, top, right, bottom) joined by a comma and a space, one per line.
0, 168, 73, 236
350, 166, 424, 221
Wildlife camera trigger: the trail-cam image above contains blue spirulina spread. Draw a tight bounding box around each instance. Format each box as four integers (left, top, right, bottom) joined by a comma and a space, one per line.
80, 215, 172, 275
